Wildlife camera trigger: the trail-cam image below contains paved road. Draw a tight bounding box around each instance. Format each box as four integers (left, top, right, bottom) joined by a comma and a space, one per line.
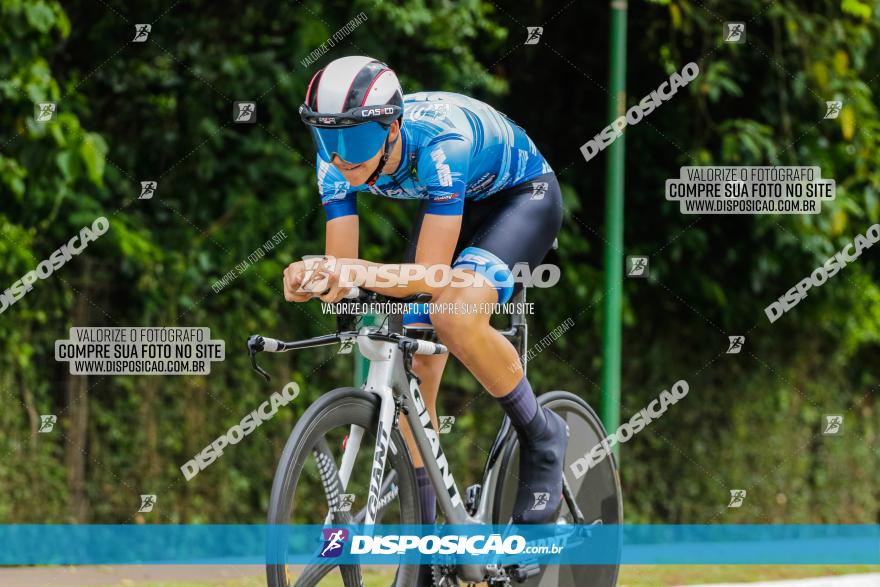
681, 574, 880, 587
0, 565, 263, 586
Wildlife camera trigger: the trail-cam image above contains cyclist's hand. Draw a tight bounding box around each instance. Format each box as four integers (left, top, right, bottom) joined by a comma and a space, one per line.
284, 257, 352, 303
308, 256, 353, 303
283, 261, 315, 302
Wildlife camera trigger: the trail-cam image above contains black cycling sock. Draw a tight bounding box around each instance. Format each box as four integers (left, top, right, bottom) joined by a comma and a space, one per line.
415, 466, 436, 524
498, 376, 542, 429
510, 406, 569, 524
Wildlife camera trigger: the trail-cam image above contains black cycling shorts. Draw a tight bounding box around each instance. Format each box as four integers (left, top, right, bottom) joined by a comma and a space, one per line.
403, 172, 562, 323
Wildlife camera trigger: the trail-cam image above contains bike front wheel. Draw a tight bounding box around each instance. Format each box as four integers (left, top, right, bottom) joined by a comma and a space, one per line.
492, 390, 623, 587
266, 387, 422, 587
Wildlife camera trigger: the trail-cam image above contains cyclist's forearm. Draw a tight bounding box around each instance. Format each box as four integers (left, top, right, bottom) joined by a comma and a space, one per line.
325, 216, 358, 258
337, 259, 443, 298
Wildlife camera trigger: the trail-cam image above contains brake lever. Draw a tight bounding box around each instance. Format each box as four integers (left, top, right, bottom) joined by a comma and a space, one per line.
247, 336, 272, 382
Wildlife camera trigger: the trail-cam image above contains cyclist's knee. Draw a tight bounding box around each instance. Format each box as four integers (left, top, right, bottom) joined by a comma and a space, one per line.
430, 309, 464, 346
431, 290, 490, 344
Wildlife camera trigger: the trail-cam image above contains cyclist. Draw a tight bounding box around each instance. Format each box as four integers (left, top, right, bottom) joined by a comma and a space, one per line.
283, 56, 567, 532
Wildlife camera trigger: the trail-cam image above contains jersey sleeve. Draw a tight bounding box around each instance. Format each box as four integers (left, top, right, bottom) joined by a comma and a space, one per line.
317, 157, 357, 220
418, 136, 470, 216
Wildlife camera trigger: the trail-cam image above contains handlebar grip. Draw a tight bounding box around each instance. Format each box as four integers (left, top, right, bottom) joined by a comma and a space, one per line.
248, 334, 285, 353
261, 336, 284, 352
413, 339, 448, 355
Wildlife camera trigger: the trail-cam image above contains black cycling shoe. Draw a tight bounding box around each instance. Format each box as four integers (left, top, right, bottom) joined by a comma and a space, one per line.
511, 406, 569, 524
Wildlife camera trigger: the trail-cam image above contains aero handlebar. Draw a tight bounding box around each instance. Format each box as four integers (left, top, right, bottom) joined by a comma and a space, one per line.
246, 289, 446, 380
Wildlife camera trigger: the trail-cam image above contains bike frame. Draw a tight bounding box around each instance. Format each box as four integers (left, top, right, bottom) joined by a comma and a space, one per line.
251, 288, 534, 583
335, 329, 507, 583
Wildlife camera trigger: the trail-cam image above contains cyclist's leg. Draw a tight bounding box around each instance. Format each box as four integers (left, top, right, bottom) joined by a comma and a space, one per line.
397, 198, 492, 525
430, 173, 566, 523
398, 353, 444, 520
393, 353, 444, 586
397, 203, 454, 526
394, 201, 491, 586
433, 173, 562, 391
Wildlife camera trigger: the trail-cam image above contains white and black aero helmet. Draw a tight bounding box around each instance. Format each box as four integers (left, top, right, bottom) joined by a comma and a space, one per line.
300, 56, 404, 183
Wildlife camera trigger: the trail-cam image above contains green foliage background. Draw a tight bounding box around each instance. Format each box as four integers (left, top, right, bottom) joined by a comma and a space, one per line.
0, 0, 878, 524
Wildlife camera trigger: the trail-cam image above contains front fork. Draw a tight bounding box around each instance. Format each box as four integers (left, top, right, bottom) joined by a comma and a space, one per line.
341, 331, 492, 584
348, 331, 400, 526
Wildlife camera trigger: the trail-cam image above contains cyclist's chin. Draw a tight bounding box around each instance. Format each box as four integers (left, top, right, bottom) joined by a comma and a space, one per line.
333, 156, 380, 186
337, 166, 372, 186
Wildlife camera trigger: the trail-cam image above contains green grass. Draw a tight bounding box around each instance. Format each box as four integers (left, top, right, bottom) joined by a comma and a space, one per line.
116, 565, 880, 587
131, 569, 392, 587
619, 565, 880, 586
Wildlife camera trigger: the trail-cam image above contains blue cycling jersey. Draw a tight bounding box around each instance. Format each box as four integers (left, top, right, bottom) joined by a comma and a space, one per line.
316, 92, 553, 220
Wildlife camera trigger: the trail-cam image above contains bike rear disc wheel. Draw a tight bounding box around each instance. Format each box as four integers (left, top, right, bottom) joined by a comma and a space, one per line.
492, 390, 623, 587
266, 388, 421, 587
